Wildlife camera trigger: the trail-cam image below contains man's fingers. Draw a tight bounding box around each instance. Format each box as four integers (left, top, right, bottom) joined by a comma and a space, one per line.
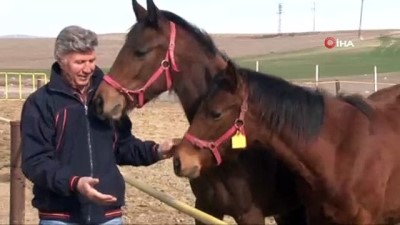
95, 192, 116, 201
79, 178, 117, 205
87, 178, 99, 186
89, 190, 117, 205
94, 196, 117, 205
101, 198, 118, 205
172, 138, 182, 144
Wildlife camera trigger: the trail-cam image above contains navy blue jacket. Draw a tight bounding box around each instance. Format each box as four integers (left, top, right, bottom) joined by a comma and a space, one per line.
20, 62, 160, 224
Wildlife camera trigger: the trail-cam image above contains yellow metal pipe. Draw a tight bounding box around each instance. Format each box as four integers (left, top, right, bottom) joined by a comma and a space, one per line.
0, 72, 49, 99
0, 116, 11, 123
18, 74, 22, 100
124, 177, 228, 225
5, 73, 8, 99
32, 74, 35, 92
0, 72, 5, 99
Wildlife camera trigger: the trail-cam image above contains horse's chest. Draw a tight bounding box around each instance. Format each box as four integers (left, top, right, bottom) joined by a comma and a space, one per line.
204, 177, 252, 213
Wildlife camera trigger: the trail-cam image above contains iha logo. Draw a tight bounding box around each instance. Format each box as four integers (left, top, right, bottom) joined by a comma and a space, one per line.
324, 37, 355, 49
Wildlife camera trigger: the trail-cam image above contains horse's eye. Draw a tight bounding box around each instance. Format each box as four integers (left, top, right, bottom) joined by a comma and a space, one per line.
210, 110, 222, 120
134, 49, 148, 58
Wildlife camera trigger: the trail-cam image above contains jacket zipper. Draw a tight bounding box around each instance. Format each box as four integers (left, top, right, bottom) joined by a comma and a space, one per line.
83, 92, 94, 224
52, 88, 96, 223
48, 78, 100, 223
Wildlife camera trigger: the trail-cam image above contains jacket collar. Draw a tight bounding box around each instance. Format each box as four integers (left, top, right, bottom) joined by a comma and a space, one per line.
48, 62, 104, 96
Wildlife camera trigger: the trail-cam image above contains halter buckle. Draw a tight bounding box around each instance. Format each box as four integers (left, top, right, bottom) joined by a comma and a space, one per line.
161, 60, 170, 69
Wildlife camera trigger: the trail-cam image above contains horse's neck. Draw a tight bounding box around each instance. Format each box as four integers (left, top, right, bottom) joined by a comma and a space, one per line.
172, 28, 223, 122
248, 121, 319, 185
368, 84, 400, 102
246, 96, 359, 187
173, 61, 221, 122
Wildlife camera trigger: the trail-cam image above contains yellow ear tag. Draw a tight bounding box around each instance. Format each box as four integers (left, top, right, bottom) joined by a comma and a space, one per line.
231, 131, 247, 149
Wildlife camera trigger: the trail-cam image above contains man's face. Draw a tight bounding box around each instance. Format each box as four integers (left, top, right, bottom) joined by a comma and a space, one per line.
59, 51, 96, 90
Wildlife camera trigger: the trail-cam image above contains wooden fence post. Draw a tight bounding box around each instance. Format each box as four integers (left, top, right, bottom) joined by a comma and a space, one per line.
36, 79, 44, 90
9, 120, 25, 225
335, 80, 341, 96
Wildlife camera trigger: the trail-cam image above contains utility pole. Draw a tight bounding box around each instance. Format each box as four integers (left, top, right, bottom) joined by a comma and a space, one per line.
358, 0, 364, 39
312, 2, 316, 32
278, 3, 283, 34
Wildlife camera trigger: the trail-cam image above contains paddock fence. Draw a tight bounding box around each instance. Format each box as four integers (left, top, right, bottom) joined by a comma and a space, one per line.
0, 72, 47, 100
0, 68, 398, 101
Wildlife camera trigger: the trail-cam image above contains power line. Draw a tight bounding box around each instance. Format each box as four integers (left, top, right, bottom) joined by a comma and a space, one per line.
312, 2, 316, 32
278, 3, 283, 34
358, 0, 364, 39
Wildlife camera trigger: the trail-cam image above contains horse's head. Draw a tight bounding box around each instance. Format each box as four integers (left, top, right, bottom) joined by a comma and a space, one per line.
92, 0, 175, 120
173, 60, 249, 179
93, 0, 225, 120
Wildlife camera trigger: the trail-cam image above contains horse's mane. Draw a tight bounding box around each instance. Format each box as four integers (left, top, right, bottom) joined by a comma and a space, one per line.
243, 69, 325, 140
162, 10, 218, 56
126, 10, 218, 56
209, 68, 374, 141
337, 93, 375, 120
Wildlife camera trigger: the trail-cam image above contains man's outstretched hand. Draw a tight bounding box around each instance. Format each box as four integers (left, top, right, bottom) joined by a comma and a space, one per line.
76, 177, 117, 205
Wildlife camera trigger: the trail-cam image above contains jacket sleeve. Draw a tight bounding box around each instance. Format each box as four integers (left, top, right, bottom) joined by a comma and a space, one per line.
113, 114, 160, 166
20, 95, 79, 196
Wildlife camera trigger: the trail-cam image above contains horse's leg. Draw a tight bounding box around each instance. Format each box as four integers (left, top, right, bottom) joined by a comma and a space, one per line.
306, 206, 336, 225
234, 204, 264, 225
194, 198, 224, 225
274, 206, 308, 225
354, 207, 374, 225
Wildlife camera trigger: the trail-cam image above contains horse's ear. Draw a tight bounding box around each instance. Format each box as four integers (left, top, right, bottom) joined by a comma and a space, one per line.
132, 0, 147, 21
222, 60, 241, 93
205, 68, 214, 87
146, 0, 159, 27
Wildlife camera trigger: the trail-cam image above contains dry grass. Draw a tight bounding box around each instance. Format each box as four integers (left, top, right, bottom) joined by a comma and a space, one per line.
1, 29, 399, 69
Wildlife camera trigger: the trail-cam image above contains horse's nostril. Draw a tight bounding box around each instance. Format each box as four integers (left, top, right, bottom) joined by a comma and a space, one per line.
110, 103, 123, 118
93, 95, 104, 115
173, 156, 181, 175
98, 96, 104, 109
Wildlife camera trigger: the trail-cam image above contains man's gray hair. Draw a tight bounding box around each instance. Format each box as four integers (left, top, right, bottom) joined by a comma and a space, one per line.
54, 25, 98, 61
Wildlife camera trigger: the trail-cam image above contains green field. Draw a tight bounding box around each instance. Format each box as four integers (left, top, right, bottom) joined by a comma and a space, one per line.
235, 36, 400, 79
1, 36, 400, 80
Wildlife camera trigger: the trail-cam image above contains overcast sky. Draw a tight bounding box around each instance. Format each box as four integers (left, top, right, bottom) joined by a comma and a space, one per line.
0, 0, 398, 37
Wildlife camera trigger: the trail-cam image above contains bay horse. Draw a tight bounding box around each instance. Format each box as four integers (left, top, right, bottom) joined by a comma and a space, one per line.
368, 84, 400, 103
92, 0, 308, 224
172, 59, 400, 225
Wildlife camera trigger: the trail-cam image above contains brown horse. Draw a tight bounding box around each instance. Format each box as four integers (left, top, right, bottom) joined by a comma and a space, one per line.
368, 84, 400, 103
173, 60, 400, 225
92, 0, 308, 224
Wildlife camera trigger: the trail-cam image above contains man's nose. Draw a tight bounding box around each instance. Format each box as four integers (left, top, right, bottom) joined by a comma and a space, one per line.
83, 63, 93, 74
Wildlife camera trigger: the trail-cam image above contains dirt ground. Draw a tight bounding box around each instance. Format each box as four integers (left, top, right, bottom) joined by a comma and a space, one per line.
0, 100, 233, 225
